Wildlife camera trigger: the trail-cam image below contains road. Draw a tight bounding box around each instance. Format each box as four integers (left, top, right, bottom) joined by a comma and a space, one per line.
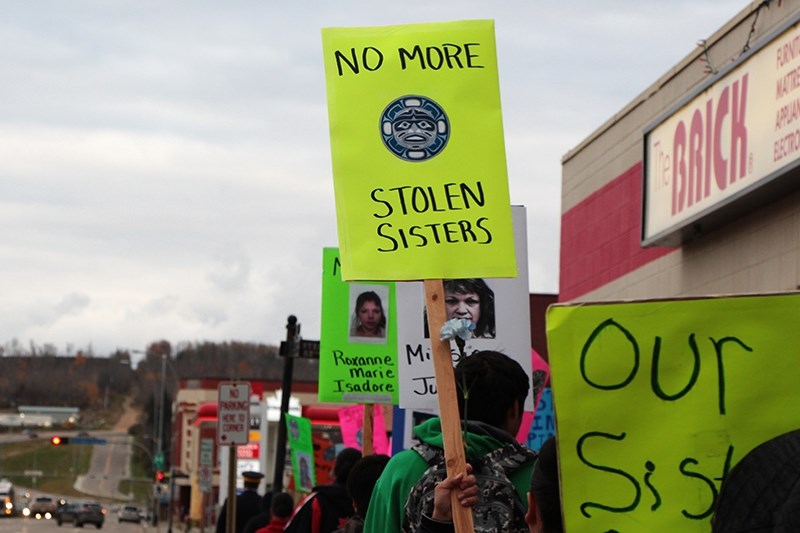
74, 432, 134, 500
0, 515, 193, 533
6, 429, 137, 502
2, 401, 185, 531
0, 516, 150, 532
0, 516, 207, 533
76, 398, 142, 500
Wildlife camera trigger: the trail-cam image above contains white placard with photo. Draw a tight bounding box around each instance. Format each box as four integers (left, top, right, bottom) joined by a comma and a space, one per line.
396, 206, 532, 411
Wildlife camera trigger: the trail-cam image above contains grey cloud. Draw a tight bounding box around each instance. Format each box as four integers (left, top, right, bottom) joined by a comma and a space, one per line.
31, 292, 91, 327
53, 292, 91, 315
0, 0, 741, 355
207, 251, 252, 293
143, 295, 180, 316
189, 305, 228, 328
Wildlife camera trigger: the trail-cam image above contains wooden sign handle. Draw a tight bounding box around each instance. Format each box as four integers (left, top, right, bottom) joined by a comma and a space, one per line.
424, 279, 475, 533
363, 403, 374, 456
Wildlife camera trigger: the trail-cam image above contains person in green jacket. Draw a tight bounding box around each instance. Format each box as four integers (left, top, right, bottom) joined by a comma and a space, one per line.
363, 350, 535, 533
420, 436, 563, 533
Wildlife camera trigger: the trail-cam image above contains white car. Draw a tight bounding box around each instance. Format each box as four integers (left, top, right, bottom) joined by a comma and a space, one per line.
118, 505, 142, 524
28, 496, 57, 519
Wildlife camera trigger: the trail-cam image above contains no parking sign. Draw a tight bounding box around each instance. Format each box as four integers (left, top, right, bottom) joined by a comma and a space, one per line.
217, 382, 250, 446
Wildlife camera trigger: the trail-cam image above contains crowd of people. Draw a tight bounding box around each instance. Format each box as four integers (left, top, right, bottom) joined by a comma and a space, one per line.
216, 347, 800, 532
216, 350, 564, 533
217, 344, 800, 533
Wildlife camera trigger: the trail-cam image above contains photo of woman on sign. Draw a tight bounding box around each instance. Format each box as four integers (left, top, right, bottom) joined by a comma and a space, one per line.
424, 278, 496, 339
298, 453, 314, 492
349, 287, 388, 343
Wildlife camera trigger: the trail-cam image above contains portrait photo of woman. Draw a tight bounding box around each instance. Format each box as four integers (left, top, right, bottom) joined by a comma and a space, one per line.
424, 278, 496, 339
297, 452, 314, 491
348, 286, 388, 343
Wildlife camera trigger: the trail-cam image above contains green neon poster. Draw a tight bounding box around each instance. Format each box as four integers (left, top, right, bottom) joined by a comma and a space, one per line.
547, 293, 800, 531
318, 247, 398, 404
286, 414, 315, 493
322, 20, 515, 281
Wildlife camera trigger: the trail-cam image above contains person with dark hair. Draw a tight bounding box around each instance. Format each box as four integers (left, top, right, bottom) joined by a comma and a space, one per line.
363, 350, 535, 533
241, 491, 273, 533
421, 436, 562, 533
526, 437, 563, 533
350, 290, 387, 338
284, 447, 363, 533
254, 492, 295, 533
334, 454, 391, 533
216, 471, 265, 533
711, 429, 800, 532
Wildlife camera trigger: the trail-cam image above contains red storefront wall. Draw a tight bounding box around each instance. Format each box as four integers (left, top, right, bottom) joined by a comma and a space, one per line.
559, 162, 675, 301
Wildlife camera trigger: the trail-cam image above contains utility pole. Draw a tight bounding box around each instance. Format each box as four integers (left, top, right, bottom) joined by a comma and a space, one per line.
272, 315, 298, 493
166, 469, 188, 533
154, 350, 167, 529
157, 352, 167, 463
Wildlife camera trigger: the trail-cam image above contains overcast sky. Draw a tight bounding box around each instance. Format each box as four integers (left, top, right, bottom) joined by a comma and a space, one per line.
0, 1, 746, 361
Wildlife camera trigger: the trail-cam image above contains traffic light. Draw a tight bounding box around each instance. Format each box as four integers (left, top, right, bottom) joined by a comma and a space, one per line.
155, 470, 165, 482
50, 436, 70, 446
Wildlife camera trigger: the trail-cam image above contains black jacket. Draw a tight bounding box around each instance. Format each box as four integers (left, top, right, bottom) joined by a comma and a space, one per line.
284, 483, 354, 533
216, 489, 262, 533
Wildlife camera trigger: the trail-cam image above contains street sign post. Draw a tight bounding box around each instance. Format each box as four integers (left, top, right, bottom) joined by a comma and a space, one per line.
199, 438, 214, 493
198, 465, 212, 493
153, 451, 165, 471
217, 382, 251, 446
71, 436, 107, 445
218, 381, 250, 533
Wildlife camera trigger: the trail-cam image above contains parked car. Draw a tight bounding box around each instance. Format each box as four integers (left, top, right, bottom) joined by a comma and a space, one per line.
29, 496, 57, 519
56, 501, 104, 528
118, 505, 142, 524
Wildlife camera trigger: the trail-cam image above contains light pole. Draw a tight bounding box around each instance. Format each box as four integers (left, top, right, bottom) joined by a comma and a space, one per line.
157, 352, 166, 467
129, 349, 160, 459
131, 348, 169, 529
273, 315, 299, 493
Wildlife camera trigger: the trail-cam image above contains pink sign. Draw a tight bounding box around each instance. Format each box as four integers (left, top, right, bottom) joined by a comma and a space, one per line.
515, 348, 550, 443
237, 442, 259, 459
338, 404, 390, 455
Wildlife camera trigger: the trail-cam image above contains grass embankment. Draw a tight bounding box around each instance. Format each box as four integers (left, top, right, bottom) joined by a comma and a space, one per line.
126, 446, 157, 504
0, 438, 152, 504
0, 438, 91, 497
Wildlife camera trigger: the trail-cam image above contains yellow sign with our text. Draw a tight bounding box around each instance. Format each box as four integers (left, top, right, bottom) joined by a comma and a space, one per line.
546, 293, 800, 532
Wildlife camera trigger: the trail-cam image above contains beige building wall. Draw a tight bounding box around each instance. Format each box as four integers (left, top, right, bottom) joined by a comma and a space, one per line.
562, 3, 800, 302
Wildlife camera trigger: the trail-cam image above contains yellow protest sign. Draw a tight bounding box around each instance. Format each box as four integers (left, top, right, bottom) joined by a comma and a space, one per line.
322, 20, 515, 281
546, 293, 800, 531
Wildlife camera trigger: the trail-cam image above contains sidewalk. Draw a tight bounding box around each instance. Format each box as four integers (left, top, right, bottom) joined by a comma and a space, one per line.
143, 520, 213, 533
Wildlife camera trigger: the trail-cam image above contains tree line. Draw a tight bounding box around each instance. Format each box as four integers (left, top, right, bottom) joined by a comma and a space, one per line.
1, 338, 320, 468
0, 339, 319, 412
